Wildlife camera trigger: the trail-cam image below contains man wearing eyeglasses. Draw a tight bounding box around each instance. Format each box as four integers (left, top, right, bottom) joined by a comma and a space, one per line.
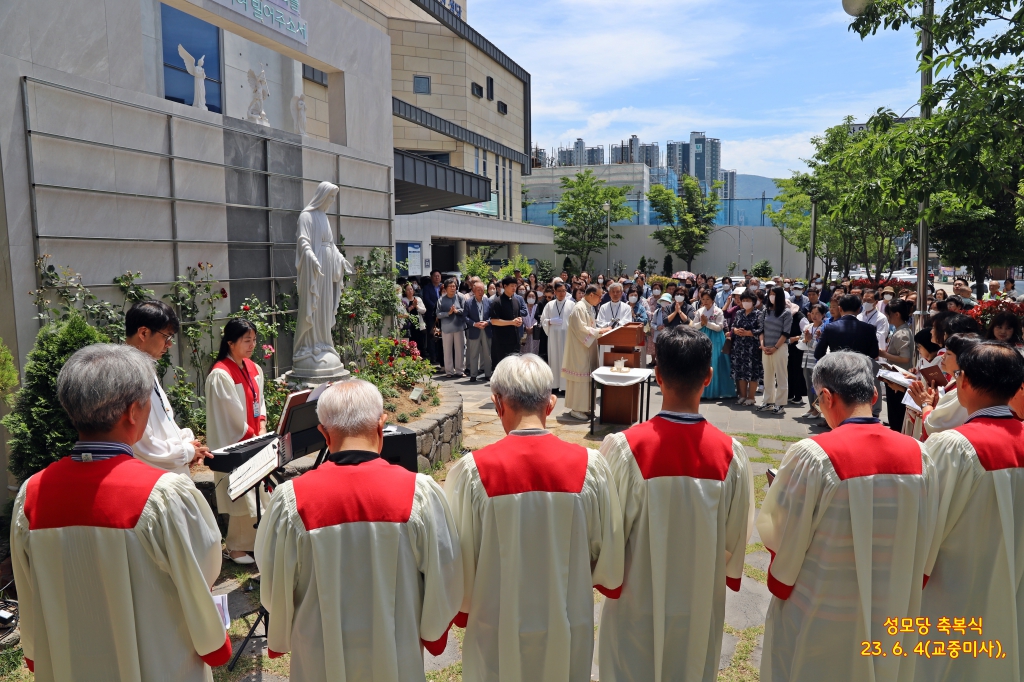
125, 300, 211, 475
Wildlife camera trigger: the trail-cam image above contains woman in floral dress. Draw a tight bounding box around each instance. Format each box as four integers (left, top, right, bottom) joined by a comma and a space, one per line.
730, 289, 763, 405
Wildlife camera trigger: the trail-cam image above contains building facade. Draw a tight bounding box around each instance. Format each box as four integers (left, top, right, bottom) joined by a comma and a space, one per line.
666, 140, 690, 179
718, 169, 737, 199
689, 131, 721, 194
611, 135, 659, 168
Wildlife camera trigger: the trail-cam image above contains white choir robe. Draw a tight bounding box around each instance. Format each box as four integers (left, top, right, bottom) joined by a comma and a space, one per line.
598, 415, 754, 682
758, 421, 938, 682
11, 456, 229, 681
255, 455, 464, 682
541, 297, 575, 391
135, 379, 196, 476
597, 300, 633, 329
918, 413, 1024, 682
444, 431, 625, 682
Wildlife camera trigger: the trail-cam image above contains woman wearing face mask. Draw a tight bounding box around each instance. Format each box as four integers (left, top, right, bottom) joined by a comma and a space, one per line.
730, 291, 763, 406
487, 283, 497, 298
647, 293, 671, 367
626, 286, 649, 325
878, 286, 896, 315
757, 286, 792, 414
647, 283, 663, 312
691, 289, 735, 399
665, 288, 694, 329
522, 290, 541, 354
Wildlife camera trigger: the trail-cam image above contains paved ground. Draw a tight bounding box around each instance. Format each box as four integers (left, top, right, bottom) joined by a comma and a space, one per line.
199, 375, 850, 682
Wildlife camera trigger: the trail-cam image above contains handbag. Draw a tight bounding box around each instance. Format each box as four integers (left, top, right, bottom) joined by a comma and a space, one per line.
722, 337, 733, 355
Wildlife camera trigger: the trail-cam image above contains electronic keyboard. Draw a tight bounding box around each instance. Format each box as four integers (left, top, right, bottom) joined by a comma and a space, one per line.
209, 432, 280, 473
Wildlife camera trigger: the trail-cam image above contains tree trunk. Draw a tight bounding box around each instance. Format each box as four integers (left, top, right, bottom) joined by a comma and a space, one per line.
972, 263, 988, 300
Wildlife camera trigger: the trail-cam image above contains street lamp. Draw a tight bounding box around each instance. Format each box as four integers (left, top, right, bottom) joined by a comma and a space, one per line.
844, 0, 934, 328
602, 201, 611, 277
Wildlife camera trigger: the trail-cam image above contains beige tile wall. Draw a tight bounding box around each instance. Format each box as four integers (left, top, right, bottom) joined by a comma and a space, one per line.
302, 80, 331, 142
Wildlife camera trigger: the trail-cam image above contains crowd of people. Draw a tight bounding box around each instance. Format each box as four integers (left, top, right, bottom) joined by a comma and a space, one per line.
15, 310, 1024, 682
400, 266, 1024, 428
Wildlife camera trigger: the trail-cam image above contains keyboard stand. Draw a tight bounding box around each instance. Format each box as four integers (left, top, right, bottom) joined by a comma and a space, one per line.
312, 444, 331, 470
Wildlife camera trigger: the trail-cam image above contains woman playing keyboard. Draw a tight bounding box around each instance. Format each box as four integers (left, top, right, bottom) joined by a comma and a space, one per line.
206, 318, 268, 564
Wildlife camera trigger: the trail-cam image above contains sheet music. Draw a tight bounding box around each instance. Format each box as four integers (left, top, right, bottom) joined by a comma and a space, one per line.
227, 439, 280, 501
877, 369, 912, 389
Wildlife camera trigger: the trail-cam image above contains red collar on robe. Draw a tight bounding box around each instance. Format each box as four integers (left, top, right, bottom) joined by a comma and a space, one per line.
212, 357, 264, 439
811, 421, 922, 480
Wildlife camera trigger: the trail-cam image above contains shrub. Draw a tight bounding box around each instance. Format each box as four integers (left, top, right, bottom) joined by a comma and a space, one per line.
496, 254, 532, 279
647, 275, 675, 288
0, 338, 17, 398
752, 259, 774, 278
967, 298, 1024, 329
396, 412, 409, 423
662, 254, 673, 277
534, 259, 554, 284
458, 248, 495, 281
2, 315, 107, 481
165, 366, 206, 437
562, 256, 573, 273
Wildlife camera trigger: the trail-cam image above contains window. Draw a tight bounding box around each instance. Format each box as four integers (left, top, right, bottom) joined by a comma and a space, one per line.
413, 76, 431, 94
474, 147, 479, 174
302, 65, 327, 86
161, 4, 222, 113
486, 76, 494, 101
483, 150, 487, 177
497, 101, 507, 115
420, 152, 450, 165
471, 82, 483, 98
509, 163, 514, 220
501, 157, 506, 219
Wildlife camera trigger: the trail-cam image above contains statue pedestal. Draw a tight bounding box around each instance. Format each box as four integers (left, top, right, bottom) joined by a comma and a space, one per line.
283, 368, 351, 386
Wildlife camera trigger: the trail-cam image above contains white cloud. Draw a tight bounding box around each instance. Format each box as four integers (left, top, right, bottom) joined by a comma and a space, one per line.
721, 133, 817, 178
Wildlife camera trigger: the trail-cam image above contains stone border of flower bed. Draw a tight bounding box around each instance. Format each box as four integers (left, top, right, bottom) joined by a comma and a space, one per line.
194, 382, 463, 512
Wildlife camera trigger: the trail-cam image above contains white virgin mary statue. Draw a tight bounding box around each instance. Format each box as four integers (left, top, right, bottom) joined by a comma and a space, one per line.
292, 181, 353, 377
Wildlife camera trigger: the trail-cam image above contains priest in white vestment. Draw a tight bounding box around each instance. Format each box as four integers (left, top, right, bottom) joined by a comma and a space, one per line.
255, 379, 463, 682
596, 282, 633, 329
12, 344, 229, 681
562, 284, 605, 420
445, 353, 624, 682
758, 351, 939, 682
918, 342, 1024, 682
125, 300, 211, 475
541, 281, 575, 391
599, 326, 754, 682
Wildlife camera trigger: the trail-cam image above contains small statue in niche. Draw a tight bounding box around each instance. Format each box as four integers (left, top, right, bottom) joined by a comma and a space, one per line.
291, 94, 307, 136
246, 66, 270, 126
177, 45, 207, 111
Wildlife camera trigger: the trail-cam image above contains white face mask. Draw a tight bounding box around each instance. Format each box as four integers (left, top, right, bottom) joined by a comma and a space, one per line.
675, 295, 686, 303
661, 300, 672, 308
749, 284, 759, 291
597, 278, 604, 284
784, 284, 791, 290
527, 296, 536, 304
742, 301, 754, 310
628, 295, 639, 304
863, 302, 875, 312
769, 295, 776, 304
723, 284, 732, 291
652, 289, 661, 297
883, 293, 893, 301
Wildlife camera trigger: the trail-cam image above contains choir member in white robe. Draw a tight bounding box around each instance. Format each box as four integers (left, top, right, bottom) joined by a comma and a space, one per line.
562, 285, 605, 418
758, 351, 939, 682
597, 282, 633, 329
598, 326, 754, 682
918, 342, 1024, 682
541, 282, 575, 391
255, 380, 463, 682
205, 319, 269, 563
12, 344, 229, 680
445, 354, 624, 682
125, 300, 211, 475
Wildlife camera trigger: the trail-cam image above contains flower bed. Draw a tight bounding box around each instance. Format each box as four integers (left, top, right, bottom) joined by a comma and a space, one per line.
967, 298, 1024, 328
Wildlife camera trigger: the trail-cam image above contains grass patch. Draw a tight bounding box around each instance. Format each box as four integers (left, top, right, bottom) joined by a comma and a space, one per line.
743, 564, 767, 584
730, 432, 800, 463
745, 542, 765, 555
426, 661, 463, 681
0, 647, 31, 682
753, 474, 768, 508
717, 624, 765, 682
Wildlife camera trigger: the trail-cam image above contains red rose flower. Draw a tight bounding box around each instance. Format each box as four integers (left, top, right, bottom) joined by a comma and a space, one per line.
349, 313, 356, 319
221, 288, 228, 297
243, 305, 250, 311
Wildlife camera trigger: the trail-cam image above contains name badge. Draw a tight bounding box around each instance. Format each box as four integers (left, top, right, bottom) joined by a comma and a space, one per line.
253, 402, 261, 419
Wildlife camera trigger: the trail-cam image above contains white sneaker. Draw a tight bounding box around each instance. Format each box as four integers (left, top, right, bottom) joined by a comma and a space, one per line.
568, 410, 590, 421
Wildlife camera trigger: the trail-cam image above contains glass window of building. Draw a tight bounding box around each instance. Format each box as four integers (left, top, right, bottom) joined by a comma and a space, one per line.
413, 76, 431, 94
161, 4, 223, 113
474, 147, 479, 174
483, 150, 487, 177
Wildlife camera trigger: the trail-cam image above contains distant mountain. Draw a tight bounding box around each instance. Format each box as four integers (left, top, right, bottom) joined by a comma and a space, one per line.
735, 174, 781, 200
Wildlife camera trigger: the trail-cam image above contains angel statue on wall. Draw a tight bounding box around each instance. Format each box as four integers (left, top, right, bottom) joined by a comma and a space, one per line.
177, 44, 207, 111
290, 94, 307, 137
246, 66, 270, 126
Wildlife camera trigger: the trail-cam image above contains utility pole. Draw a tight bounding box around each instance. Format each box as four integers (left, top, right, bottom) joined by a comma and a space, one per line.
809, 198, 818, 281
916, 0, 934, 329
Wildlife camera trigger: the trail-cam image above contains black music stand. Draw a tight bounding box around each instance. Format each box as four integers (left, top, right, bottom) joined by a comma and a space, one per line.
227, 392, 328, 671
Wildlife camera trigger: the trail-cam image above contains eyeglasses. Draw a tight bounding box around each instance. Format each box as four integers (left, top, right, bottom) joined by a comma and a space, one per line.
154, 330, 175, 345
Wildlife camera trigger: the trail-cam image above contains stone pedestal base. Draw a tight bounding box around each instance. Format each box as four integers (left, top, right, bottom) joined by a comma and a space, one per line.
282, 368, 351, 386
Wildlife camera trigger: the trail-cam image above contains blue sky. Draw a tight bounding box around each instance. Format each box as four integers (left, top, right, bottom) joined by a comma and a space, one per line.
469, 0, 924, 178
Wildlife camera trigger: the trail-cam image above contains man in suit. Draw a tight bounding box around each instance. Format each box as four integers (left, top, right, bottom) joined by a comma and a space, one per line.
815, 294, 882, 418
814, 294, 880, 361
421, 270, 443, 366
465, 281, 493, 382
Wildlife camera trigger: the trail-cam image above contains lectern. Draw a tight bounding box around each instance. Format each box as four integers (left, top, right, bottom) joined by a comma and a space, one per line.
599, 322, 647, 424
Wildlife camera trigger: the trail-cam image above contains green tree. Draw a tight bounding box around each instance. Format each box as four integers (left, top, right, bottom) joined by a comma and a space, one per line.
663, 254, 674, 277
752, 259, 774, 279
648, 177, 720, 271
562, 256, 573, 274
551, 170, 635, 272
458, 248, 495, 281
535, 259, 554, 284
3, 315, 107, 481
637, 256, 647, 275
0, 337, 17, 398
931, 192, 1024, 299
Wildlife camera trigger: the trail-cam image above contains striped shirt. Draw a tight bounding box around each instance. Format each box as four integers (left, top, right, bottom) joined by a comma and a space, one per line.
70, 441, 135, 462
965, 405, 1015, 423
760, 308, 793, 346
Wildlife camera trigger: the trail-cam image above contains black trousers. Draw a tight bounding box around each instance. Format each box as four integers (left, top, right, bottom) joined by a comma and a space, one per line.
885, 383, 907, 432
